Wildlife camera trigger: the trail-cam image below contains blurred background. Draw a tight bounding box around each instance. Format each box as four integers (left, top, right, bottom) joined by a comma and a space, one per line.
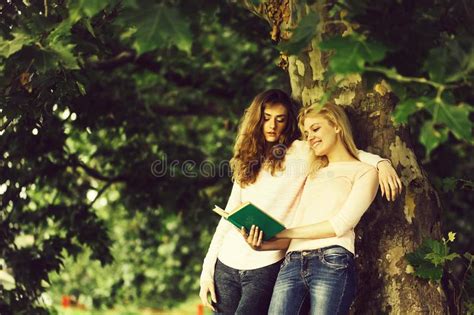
0, 0, 472, 314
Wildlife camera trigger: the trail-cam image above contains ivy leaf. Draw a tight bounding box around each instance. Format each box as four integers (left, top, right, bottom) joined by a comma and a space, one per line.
360, 40, 387, 63
0, 31, 33, 58
424, 46, 449, 83
277, 11, 319, 56
49, 42, 79, 69
320, 35, 387, 73
444, 252, 460, 261
419, 121, 449, 157
68, 0, 108, 19
406, 239, 445, 281
392, 97, 428, 125
425, 239, 448, 257
120, 5, 192, 55
424, 101, 474, 142
436, 102, 473, 142
414, 262, 443, 281
423, 41, 474, 83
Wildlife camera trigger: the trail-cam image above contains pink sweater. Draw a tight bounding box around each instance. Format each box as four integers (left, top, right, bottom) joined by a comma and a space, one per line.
200, 141, 384, 284
288, 161, 379, 254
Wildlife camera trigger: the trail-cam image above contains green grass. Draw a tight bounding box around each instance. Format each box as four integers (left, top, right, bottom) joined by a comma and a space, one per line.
54, 297, 212, 315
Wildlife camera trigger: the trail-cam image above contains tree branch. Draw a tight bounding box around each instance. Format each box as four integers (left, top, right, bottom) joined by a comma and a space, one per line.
1, 118, 13, 132
89, 52, 236, 99
150, 102, 233, 117
69, 155, 127, 183
88, 181, 113, 208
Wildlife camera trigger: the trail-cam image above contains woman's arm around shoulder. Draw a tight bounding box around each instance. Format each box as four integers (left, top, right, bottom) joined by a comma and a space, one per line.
358, 150, 402, 201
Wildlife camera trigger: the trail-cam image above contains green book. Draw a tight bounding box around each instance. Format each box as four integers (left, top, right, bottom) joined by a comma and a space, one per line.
213, 202, 285, 241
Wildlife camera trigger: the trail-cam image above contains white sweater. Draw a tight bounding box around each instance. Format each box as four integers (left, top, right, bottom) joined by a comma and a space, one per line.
288, 161, 379, 254
200, 141, 384, 284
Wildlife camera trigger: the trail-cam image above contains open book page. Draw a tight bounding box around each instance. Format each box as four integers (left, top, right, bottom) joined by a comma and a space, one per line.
212, 205, 229, 219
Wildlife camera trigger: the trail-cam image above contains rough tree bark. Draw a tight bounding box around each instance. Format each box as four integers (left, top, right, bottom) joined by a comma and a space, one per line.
240, 0, 447, 313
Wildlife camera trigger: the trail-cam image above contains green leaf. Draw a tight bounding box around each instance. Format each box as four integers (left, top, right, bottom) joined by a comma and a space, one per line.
320, 35, 387, 73
423, 41, 474, 83
392, 97, 428, 125
425, 239, 448, 257
424, 252, 445, 266
0, 31, 33, 58
361, 40, 387, 63
49, 42, 79, 69
32, 48, 57, 73
440, 177, 457, 192
277, 11, 319, 56
419, 121, 449, 156
406, 239, 445, 281
388, 80, 407, 101
83, 19, 96, 37
444, 252, 460, 261
120, 5, 192, 55
423, 46, 449, 83
436, 102, 473, 142
414, 262, 443, 281
68, 0, 108, 19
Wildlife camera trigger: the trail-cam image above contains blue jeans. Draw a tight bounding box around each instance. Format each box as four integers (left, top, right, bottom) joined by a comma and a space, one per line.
269, 246, 356, 315
213, 259, 281, 315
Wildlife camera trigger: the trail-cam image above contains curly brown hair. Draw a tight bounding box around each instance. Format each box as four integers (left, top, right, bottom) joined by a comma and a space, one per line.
230, 89, 301, 187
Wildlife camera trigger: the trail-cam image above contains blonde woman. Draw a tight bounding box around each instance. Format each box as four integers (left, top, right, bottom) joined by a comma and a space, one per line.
200, 91, 401, 314
244, 102, 389, 314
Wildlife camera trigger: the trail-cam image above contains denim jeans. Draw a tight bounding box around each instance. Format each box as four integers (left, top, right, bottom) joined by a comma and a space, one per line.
213, 259, 282, 315
269, 246, 356, 315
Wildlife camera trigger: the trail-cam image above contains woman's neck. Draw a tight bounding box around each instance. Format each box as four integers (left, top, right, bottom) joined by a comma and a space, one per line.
326, 141, 357, 163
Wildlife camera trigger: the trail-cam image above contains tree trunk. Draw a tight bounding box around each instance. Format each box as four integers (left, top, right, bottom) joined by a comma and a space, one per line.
242, 0, 448, 313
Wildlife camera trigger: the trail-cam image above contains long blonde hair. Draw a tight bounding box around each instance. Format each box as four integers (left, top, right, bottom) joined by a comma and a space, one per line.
298, 102, 359, 173
230, 89, 300, 187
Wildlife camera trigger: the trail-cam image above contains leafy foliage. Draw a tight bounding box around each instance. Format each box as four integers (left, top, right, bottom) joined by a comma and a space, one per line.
0, 0, 283, 312
406, 233, 473, 313
319, 34, 387, 73
280, 0, 473, 156
0, 0, 473, 312
405, 235, 457, 282
277, 10, 319, 55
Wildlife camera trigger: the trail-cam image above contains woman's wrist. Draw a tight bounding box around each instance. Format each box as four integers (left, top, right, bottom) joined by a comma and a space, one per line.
276, 228, 291, 239
376, 159, 391, 170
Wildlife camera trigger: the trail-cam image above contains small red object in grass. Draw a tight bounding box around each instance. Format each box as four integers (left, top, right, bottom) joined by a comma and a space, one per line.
197, 303, 204, 315
61, 295, 71, 308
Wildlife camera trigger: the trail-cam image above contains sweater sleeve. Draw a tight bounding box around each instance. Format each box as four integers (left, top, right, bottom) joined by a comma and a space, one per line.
328, 167, 379, 237
200, 181, 241, 284
357, 150, 388, 168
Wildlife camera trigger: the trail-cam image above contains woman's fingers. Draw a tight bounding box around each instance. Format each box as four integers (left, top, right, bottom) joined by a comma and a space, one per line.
199, 283, 216, 311
380, 178, 390, 201
209, 282, 217, 304
380, 178, 386, 199
241, 225, 264, 249
388, 177, 396, 200
252, 226, 259, 245
397, 177, 403, 194
240, 226, 247, 237
257, 230, 264, 246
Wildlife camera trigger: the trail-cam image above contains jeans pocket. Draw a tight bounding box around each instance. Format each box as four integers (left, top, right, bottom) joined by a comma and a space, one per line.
279, 254, 291, 271
321, 252, 351, 270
